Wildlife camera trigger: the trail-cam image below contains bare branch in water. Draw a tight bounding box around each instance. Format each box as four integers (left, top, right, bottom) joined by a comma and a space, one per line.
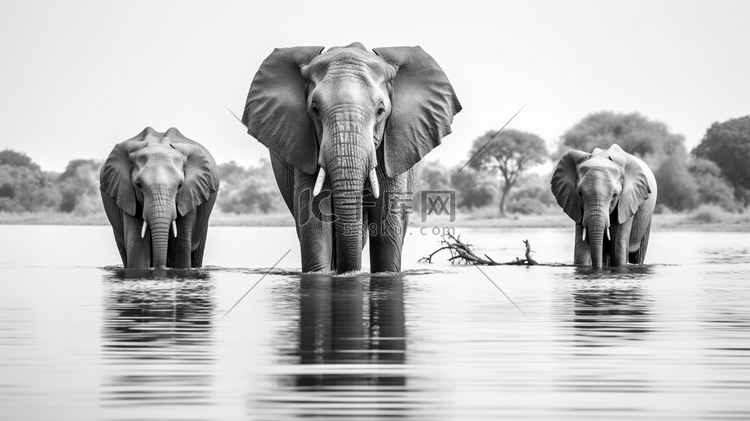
419, 233, 538, 266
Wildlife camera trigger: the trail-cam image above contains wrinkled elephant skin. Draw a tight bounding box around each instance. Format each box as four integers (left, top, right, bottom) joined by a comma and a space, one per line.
243, 43, 461, 274
100, 127, 220, 269
551, 144, 657, 268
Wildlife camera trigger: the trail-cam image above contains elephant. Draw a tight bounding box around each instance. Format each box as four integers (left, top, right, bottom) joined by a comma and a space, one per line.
551, 144, 657, 268
100, 127, 220, 269
242, 42, 461, 274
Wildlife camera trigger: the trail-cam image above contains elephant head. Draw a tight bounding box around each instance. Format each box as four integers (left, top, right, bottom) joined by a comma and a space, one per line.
100, 127, 218, 268
243, 43, 460, 273
551, 144, 651, 268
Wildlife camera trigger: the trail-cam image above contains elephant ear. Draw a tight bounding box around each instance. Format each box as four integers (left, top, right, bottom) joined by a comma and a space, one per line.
373, 46, 462, 177
242, 46, 324, 175
551, 150, 591, 224
607, 144, 651, 224
171, 143, 220, 216
100, 140, 144, 216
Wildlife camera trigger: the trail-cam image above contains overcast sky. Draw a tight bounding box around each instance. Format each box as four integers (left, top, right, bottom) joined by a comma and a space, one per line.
1, 0, 748, 172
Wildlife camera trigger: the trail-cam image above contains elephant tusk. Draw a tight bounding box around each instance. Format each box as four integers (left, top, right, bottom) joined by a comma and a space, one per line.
141, 220, 147, 238
582, 227, 586, 242
369, 168, 379, 199
313, 167, 326, 197
606, 227, 611, 241
172, 221, 178, 238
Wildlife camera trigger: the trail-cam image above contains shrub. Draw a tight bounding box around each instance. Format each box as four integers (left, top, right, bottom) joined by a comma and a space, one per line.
686, 204, 731, 224
507, 197, 554, 215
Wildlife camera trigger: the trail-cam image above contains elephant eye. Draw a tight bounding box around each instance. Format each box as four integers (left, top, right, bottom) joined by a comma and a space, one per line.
311, 103, 320, 117
135, 181, 142, 190
376, 104, 386, 117
178, 182, 183, 189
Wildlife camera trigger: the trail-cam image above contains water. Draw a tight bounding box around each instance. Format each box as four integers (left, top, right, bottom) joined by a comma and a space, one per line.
1, 225, 749, 420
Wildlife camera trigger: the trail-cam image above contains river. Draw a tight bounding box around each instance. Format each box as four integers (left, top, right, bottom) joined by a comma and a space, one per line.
1, 225, 749, 420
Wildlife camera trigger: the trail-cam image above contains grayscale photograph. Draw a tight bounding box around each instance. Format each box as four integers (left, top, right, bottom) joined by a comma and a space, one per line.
1, 1, 749, 420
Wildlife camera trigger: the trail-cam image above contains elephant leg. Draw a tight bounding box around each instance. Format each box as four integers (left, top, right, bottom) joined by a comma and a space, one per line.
629, 221, 651, 264
191, 226, 208, 268
368, 167, 409, 273
172, 209, 196, 268
294, 168, 334, 272
573, 224, 592, 266
610, 217, 634, 266
189, 192, 216, 268
627, 206, 653, 265
101, 191, 128, 266
123, 213, 150, 268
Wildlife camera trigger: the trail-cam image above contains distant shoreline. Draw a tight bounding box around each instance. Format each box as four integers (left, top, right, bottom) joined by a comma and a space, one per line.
1, 211, 748, 232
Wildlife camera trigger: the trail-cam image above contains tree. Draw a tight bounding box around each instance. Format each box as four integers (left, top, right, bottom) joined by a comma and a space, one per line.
58, 159, 100, 181
0, 165, 60, 212
57, 160, 102, 214
692, 116, 750, 206
507, 173, 557, 215
419, 161, 452, 192
0, 149, 41, 171
450, 166, 495, 209
468, 129, 548, 217
558, 111, 695, 211
557, 111, 686, 168
655, 158, 697, 212
414, 161, 452, 214
688, 158, 741, 212
217, 159, 286, 214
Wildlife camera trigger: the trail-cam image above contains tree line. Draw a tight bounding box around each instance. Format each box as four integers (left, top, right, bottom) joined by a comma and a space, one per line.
0, 150, 285, 216
426, 112, 749, 217
1, 113, 748, 218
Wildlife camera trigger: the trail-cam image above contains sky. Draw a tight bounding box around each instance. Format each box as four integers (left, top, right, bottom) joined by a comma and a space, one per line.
1, 0, 748, 173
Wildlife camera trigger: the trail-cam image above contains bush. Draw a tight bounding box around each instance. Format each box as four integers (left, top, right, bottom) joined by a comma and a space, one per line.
655, 158, 697, 211
507, 197, 553, 215
450, 166, 495, 210
217, 159, 286, 214
503, 173, 556, 215
686, 204, 732, 224
653, 203, 671, 215
688, 158, 742, 212
0, 165, 60, 212
57, 160, 101, 214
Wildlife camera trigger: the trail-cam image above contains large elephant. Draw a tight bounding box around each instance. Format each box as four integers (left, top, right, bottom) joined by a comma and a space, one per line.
242, 42, 461, 274
100, 127, 220, 269
551, 144, 657, 267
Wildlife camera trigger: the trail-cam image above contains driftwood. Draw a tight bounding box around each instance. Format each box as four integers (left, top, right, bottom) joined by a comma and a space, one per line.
419, 233, 539, 266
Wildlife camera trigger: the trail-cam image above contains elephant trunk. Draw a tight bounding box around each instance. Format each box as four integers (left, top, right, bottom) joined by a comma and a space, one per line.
583, 195, 609, 268
331, 172, 364, 274
144, 187, 177, 269
324, 117, 375, 274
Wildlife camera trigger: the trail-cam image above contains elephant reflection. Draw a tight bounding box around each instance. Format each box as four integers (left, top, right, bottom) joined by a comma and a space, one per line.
296, 275, 406, 388
252, 274, 408, 417
100, 271, 215, 408
572, 287, 650, 342
559, 269, 653, 393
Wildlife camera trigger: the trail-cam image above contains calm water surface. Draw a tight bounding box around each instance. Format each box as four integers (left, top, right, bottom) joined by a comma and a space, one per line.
1, 225, 749, 420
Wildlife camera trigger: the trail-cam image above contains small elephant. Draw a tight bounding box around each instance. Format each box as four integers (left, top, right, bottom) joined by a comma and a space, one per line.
100, 127, 220, 269
551, 144, 657, 267
242, 42, 461, 274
